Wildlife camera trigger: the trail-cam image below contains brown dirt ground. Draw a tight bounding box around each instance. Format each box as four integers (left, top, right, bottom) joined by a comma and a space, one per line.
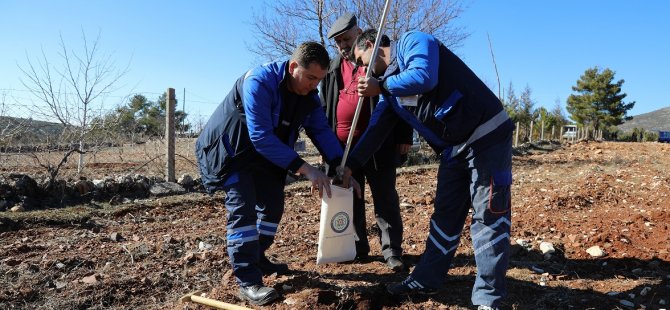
1, 141, 670, 309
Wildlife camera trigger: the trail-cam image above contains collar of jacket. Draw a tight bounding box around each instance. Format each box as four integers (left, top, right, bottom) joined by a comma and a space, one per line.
381, 41, 399, 79
328, 54, 344, 73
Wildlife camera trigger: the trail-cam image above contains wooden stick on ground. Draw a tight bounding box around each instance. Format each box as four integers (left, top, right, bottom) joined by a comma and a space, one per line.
179, 291, 252, 310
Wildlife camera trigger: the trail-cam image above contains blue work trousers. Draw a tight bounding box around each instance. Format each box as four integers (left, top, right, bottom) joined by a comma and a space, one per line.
410, 132, 512, 308
223, 163, 285, 287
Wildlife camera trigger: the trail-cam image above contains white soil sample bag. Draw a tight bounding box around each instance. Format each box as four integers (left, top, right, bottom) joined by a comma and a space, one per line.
316, 185, 356, 264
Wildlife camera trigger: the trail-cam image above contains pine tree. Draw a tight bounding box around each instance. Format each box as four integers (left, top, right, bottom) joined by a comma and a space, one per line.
566, 67, 634, 131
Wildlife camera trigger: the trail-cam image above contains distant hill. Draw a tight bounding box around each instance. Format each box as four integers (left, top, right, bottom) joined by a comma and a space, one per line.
618, 106, 670, 133
0, 116, 65, 144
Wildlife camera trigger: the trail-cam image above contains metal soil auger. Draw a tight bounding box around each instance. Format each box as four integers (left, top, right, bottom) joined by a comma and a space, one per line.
338, 0, 393, 174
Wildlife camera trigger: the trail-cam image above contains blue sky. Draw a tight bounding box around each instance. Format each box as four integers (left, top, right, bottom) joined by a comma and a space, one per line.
1, 1, 669, 125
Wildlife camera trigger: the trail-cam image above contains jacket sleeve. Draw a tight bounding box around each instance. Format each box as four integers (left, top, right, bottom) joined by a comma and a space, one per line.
303, 93, 343, 166
243, 73, 305, 172
382, 31, 440, 97
347, 96, 400, 171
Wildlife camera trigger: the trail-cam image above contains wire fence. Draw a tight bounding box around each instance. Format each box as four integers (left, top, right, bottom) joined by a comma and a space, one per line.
2, 87, 595, 182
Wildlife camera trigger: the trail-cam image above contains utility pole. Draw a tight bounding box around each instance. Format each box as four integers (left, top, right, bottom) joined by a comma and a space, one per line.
182, 88, 186, 136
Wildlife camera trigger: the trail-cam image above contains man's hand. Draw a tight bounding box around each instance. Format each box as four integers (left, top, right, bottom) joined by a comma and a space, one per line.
396, 144, 411, 155
297, 163, 332, 198
357, 76, 382, 97
335, 166, 362, 199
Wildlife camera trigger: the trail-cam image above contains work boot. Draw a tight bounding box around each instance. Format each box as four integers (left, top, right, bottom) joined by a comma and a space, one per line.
258, 255, 289, 275
238, 284, 278, 306
386, 256, 406, 272
386, 276, 438, 296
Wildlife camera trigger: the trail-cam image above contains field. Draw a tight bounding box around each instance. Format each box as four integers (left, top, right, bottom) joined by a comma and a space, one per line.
1, 141, 669, 309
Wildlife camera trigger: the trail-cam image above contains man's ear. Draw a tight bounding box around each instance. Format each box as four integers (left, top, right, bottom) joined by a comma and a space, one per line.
288, 60, 299, 74
366, 40, 374, 50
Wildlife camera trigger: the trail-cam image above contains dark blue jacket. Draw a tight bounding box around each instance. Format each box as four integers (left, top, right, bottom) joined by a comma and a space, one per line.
196, 60, 343, 192
348, 31, 513, 170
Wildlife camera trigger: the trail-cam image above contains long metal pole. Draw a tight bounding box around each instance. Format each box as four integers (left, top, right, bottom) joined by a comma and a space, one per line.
339, 0, 392, 170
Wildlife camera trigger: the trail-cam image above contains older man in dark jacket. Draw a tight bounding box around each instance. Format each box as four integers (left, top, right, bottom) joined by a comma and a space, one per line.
320, 13, 413, 271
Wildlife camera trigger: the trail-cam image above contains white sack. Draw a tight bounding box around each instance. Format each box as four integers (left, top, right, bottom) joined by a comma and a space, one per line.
316, 185, 356, 264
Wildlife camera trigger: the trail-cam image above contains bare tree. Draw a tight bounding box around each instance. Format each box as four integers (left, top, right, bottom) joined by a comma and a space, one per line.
249, 0, 469, 61
19, 30, 128, 174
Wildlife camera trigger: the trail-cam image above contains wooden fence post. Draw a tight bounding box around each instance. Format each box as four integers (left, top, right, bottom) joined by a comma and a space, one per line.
166, 88, 176, 182
529, 121, 534, 143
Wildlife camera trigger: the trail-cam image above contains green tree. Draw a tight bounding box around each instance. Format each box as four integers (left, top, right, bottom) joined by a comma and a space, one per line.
547, 99, 569, 139
92, 92, 189, 142
502, 82, 519, 122
566, 67, 635, 132
517, 85, 538, 141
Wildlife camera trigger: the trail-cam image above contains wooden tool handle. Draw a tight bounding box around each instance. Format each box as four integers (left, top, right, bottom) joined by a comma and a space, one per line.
190, 295, 253, 310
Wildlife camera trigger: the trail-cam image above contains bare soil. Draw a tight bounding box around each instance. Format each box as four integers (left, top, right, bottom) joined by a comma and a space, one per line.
1, 141, 669, 309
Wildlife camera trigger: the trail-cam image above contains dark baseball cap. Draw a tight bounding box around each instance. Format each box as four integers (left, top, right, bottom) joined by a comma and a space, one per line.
327, 13, 357, 39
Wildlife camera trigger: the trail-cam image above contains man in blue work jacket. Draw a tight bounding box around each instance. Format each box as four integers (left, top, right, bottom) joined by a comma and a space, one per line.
196, 42, 359, 306
341, 29, 514, 310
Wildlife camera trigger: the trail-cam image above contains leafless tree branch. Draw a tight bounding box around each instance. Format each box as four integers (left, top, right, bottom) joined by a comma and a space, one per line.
248, 0, 469, 62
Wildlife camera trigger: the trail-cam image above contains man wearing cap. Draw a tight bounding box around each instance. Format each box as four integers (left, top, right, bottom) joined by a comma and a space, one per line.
320, 13, 412, 272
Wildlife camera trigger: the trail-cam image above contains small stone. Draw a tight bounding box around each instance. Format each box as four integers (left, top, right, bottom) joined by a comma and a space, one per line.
586, 246, 606, 257
109, 232, 122, 242
198, 241, 213, 251
284, 297, 298, 305
10, 205, 25, 212
56, 262, 66, 269
640, 287, 651, 296
539, 242, 555, 254
163, 235, 175, 244
282, 284, 293, 290
632, 268, 642, 274
81, 274, 99, 285
659, 299, 666, 305
619, 300, 634, 308
516, 238, 532, 250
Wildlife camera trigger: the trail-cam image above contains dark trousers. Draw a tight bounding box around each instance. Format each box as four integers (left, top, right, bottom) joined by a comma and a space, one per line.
223, 162, 285, 287
352, 157, 404, 259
